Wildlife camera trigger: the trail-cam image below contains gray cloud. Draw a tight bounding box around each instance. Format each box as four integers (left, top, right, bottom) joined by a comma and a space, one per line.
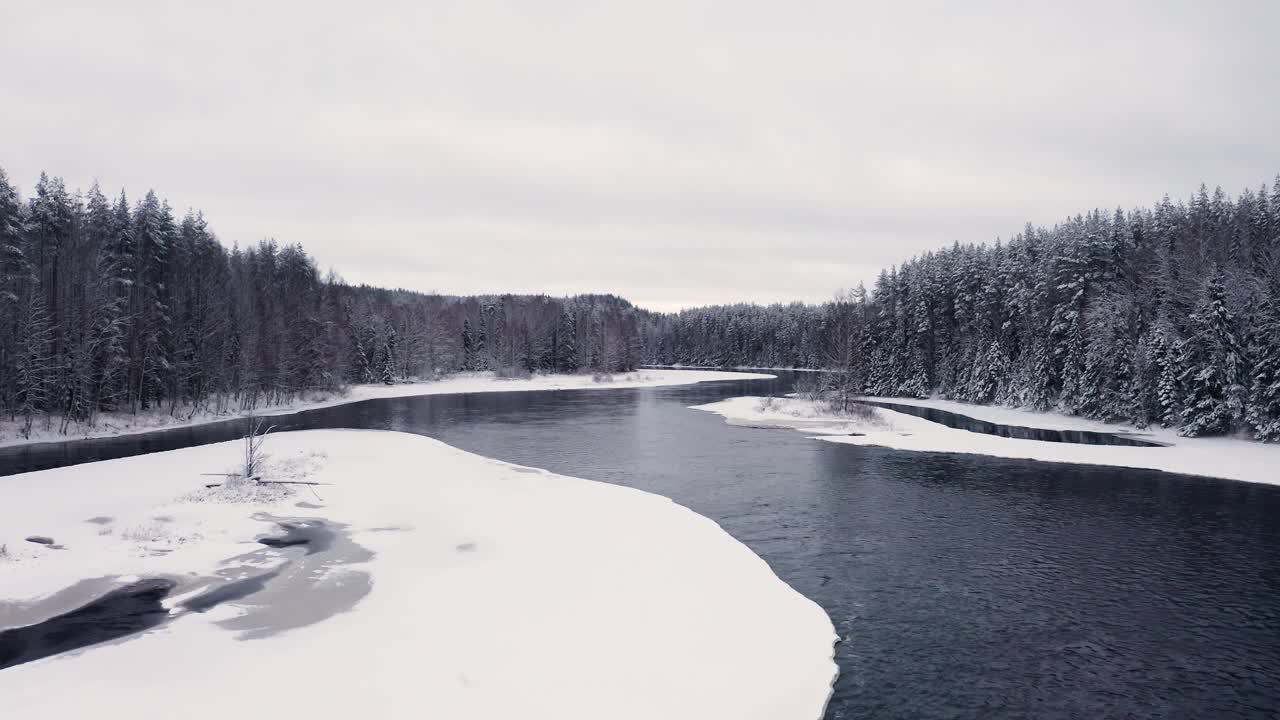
3, 0, 1277, 311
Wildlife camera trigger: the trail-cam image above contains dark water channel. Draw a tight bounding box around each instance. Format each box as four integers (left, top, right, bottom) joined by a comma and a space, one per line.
861, 399, 1165, 447
0, 579, 175, 670
2, 374, 1279, 719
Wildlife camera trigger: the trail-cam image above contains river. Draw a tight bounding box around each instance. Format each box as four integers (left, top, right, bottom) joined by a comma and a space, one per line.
3, 373, 1279, 719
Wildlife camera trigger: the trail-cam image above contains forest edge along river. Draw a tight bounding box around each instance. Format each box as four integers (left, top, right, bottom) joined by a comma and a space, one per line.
3, 373, 1280, 719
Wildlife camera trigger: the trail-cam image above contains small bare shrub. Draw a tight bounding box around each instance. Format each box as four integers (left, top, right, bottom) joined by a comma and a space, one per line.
592, 373, 614, 384
0, 544, 9, 561
756, 395, 779, 412
240, 416, 275, 480
817, 400, 887, 428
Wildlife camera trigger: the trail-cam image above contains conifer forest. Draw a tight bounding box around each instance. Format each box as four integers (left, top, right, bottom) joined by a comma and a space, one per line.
2, 165, 1278, 441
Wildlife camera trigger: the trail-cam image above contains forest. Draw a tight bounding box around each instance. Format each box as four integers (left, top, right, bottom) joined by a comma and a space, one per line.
0, 167, 651, 436
647, 179, 1280, 441
2, 165, 1278, 441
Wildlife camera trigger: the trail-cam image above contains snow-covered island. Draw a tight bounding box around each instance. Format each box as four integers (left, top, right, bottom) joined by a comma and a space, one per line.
692, 395, 1280, 487
0, 369, 774, 449
0, 429, 837, 718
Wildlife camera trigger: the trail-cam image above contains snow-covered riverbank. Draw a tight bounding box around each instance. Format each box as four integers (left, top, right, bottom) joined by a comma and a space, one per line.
0, 429, 835, 719
0, 369, 774, 449
692, 396, 1280, 486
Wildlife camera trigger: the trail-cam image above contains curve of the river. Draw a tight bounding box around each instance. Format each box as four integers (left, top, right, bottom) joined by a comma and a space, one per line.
3, 374, 1279, 719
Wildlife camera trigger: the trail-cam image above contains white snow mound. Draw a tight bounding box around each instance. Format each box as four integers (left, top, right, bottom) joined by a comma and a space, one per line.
0, 429, 836, 720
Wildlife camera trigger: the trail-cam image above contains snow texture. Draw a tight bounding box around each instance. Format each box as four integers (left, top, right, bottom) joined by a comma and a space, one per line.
692, 395, 1280, 486
0, 429, 835, 720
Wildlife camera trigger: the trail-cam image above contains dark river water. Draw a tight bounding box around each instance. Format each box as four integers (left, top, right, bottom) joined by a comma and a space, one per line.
4, 373, 1280, 719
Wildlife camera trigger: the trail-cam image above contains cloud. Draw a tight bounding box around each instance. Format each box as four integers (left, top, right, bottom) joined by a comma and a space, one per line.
2, 0, 1277, 310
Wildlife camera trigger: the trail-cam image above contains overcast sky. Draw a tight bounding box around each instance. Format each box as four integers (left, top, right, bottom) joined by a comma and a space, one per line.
3, 1, 1278, 311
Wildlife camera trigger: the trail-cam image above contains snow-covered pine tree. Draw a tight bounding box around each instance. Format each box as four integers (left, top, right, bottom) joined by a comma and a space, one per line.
1246, 298, 1280, 441
1177, 274, 1245, 436
0, 168, 29, 412
460, 318, 476, 371
1153, 328, 1181, 427
557, 309, 578, 373
14, 299, 55, 437
380, 328, 397, 385
82, 185, 128, 415
968, 339, 1008, 404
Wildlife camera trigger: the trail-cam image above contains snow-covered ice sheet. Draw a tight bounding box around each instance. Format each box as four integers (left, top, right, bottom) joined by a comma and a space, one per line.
0, 369, 774, 449
0, 429, 835, 720
692, 396, 1280, 486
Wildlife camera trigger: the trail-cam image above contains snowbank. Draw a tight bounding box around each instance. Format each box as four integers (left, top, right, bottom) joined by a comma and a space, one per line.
692, 396, 1280, 486
858, 396, 1138, 432
0, 429, 835, 719
690, 395, 894, 436
0, 369, 774, 449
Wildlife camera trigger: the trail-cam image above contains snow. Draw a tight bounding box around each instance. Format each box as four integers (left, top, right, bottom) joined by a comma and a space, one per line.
691, 395, 894, 436
692, 396, 1280, 487
0, 369, 774, 449
858, 396, 1133, 432
0, 429, 835, 719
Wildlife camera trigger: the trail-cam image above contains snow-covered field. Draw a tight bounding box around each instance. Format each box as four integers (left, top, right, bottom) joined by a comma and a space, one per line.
0, 429, 835, 719
0, 369, 774, 449
692, 396, 1280, 486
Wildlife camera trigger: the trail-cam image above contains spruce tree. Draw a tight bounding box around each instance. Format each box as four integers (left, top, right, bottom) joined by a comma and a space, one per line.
1246, 300, 1280, 441
1177, 275, 1244, 436
461, 318, 476, 371
557, 310, 578, 373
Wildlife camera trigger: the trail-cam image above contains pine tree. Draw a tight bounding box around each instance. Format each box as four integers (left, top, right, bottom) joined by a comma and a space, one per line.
968, 339, 1008, 404
380, 328, 397, 385
128, 191, 174, 409
1177, 275, 1245, 436
14, 299, 55, 437
1024, 337, 1056, 410
0, 168, 29, 412
557, 309, 579, 373
0, 167, 24, 307
461, 319, 476, 371
1246, 300, 1280, 441
1153, 330, 1181, 427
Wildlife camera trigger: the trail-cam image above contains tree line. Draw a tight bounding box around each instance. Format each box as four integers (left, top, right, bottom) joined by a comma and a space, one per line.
0, 167, 649, 437
4, 165, 1278, 441
644, 178, 1280, 440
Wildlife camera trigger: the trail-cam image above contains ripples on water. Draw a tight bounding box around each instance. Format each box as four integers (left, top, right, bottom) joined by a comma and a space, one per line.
3, 375, 1279, 718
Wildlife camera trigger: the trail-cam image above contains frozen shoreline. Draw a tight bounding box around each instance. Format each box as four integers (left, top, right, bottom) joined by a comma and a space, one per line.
0, 429, 835, 719
692, 395, 1280, 486
0, 369, 775, 450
